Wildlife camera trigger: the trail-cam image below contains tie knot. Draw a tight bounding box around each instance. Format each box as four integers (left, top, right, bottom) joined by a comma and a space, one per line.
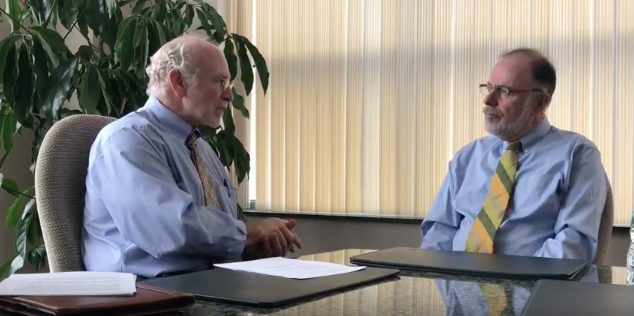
506, 140, 522, 152
186, 130, 200, 148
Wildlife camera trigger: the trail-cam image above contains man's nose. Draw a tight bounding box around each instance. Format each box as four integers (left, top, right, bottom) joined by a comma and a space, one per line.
483, 92, 497, 107
221, 88, 233, 102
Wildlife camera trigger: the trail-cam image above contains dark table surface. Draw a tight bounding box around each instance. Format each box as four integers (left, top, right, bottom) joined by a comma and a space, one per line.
167, 249, 629, 316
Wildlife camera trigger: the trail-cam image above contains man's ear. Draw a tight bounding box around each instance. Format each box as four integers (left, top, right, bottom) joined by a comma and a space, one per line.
536, 93, 552, 112
167, 69, 187, 98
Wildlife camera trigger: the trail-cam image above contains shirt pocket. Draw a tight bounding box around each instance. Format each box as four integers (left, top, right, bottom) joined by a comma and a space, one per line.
512, 174, 561, 211
453, 182, 488, 218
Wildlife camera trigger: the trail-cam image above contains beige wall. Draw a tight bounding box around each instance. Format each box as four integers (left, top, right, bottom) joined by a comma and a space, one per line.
0, 1, 230, 275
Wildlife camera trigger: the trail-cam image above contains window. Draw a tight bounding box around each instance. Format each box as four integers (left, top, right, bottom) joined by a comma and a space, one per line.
232, 0, 634, 226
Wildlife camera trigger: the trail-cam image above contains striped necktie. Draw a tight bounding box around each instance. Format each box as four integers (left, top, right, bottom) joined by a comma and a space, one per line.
186, 130, 221, 209
480, 283, 514, 316
465, 140, 522, 253
186, 130, 244, 221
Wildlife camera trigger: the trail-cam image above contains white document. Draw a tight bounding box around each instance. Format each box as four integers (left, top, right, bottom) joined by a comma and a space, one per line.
0, 271, 137, 296
215, 257, 366, 279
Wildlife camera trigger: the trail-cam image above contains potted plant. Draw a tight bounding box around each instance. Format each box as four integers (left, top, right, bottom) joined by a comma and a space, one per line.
0, 0, 268, 276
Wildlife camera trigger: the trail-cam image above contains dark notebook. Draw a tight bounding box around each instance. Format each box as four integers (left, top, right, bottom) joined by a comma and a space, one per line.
349, 247, 589, 280
521, 279, 634, 316
0, 284, 195, 316
139, 266, 400, 308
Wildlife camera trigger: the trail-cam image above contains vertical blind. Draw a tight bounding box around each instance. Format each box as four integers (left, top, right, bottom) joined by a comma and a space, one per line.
231, 0, 634, 226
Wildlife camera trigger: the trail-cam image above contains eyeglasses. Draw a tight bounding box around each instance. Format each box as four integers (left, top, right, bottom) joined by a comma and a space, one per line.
479, 84, 542, 97
220, 78, 234, 91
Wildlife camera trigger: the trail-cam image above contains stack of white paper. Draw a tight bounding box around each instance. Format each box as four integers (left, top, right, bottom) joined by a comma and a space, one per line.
0, 271, 137, 296
215, 257, 366, 279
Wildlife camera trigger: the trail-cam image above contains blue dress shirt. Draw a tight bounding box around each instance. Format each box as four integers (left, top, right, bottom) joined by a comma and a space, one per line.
434, 279, 531, 316
420, 117, 608, 261
82, 97, 247, 278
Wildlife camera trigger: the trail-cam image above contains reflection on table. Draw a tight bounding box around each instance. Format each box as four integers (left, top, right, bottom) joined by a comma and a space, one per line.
170, 249, 630, 316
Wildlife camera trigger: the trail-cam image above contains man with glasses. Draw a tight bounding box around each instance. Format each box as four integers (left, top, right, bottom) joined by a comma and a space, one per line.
420, 48, 608, 261
82, 34, 302, 278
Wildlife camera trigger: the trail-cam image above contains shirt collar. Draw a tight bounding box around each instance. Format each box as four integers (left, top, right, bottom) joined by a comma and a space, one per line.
142, 96, 194, 144
502, 116, 551, 152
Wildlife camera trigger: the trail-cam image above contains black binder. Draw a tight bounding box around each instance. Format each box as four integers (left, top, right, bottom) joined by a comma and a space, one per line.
521, 279, 634, 316
139, 266, 400, 308
349, 247, 589, 280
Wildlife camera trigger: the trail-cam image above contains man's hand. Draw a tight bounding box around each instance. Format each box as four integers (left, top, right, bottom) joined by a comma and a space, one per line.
244, 218, 303, 258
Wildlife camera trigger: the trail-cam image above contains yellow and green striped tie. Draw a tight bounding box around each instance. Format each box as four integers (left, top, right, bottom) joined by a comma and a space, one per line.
466, 140, 522, 253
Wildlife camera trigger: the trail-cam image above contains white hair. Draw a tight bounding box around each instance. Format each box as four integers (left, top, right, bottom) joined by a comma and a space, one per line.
145, 34, 214, 98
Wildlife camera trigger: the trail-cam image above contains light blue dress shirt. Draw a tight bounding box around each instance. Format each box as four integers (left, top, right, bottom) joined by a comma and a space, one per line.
434, 279, 531, 316
82, 96, 247, 278
420, 117, 608, 261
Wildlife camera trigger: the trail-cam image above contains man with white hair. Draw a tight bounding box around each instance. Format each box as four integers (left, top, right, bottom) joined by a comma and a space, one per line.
420, 48, 608, 261
82, 34, 301, 278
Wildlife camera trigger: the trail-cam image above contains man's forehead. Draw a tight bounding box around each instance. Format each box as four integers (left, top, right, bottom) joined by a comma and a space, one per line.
197, 46, 230, 76
488, 55, 533, 86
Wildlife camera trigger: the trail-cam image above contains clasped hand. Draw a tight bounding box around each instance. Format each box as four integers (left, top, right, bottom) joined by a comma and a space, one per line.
244, 218, 303, 259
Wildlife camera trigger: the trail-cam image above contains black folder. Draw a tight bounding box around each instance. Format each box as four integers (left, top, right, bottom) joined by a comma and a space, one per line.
349, 247, 589, 280
521, 279, 634, 316
138, 266, 400, 308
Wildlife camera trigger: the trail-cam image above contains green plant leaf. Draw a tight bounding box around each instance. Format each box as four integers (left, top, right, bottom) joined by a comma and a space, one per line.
96, 68, 115, 115
2, 42, 17, 105
235, 40, 254, 96
214, 130, 250, 183
30, 0, 55, 26
85, 0, 107, 36
14, 44, 34, 128
199, 2, 226, 42
223, 38, 238, 80
132, 0, 147, 14
30, 25, 70, 68
1, 176, 18, 196
32, 39, 50, 94
237, 203, 245, 221
1, 106, 16, 151
115, 16, 138, 70
103, 0, 118, 18
31, 124, 45, 169
231, 88, 248, 118
0, 258, 10, 277
222, 105, 235, 133
232, 135, 250, 183
42, 57, 77, 121
79, 64, 101, 114
0, 145, 11, 169
5, 194, 25, 226
0, 34, 19, 87
147, 20, 167, 56
150, 0, 166, 21
4, 0, 22, 32
9, 254, 24, 275
195, 8, 213, 38
14, 214, 29, 257
76, 44, 93, 62
132, 20, 149, 74
27, 244, 46, 270
58, 0, 81, 29
184, 3, 195, 27
213, 130, 232, 167
25, 204, 39, 244
235, 35, 270, 94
